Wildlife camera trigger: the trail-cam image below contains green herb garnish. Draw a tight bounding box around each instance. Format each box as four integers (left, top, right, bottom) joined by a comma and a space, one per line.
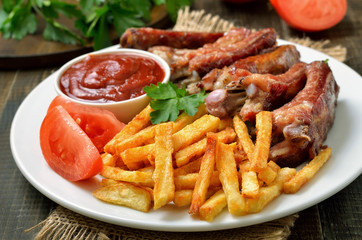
0, 0, 192, 50
144, 82, 208, 124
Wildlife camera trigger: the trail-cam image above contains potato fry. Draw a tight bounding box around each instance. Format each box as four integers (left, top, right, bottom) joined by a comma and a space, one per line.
175, 127, 235, 167
174, 172, 221, 190
174, 190, 194, 207
250, 111, 273, 172
101, 166, 153, 185
267, 160, 281, 173
120, 144, 155, 170
284, 148, 332, 194
174, 157, 202, 176
242, 171, 259, 199
234, 147, 248, 164
101, 153, 117, 167
246, 168, 296, 213
100, 178, 119, 187
218, 117, 233, 131
216, 142, 246, 215
239, 160, 251, 174
174, 188, 220, 207
199, 189, 227, 222
173, 104, 207, 133
115, 125, 156, 156
153, 122, 175, 209
258, 165, 278, 185
189, 132, 218, 214
233, 115, 254, 161
93, 182, 152, 212
172, 114, 220, 152
104, 105, 152, 154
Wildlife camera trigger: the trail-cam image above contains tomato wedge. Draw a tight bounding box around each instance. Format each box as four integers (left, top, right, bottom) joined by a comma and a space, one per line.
40, 105, 103, 181
48, 96, 125, 152
270, 0, 347, 32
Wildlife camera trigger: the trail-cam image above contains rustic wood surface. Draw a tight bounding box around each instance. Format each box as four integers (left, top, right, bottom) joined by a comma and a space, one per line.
0, 0, 361, 239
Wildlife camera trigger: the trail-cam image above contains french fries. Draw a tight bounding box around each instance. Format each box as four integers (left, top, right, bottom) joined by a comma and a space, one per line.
95, 104, 333, 222
284, 148, 332, 194
172, 114, 220, 152
189, 132, 218, 214
93, 181, 152, 212
104, 105, 152, 154
250, 111, 273, 172
153, 122, 175, 209
199, 189, 227, 222
216, 142, 246, 215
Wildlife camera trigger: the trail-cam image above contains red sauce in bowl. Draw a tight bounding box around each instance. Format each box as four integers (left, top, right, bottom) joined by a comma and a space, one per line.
59, 53, 165, 103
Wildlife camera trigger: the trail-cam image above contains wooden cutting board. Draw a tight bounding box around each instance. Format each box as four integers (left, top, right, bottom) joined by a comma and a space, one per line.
0, 5, 170, 70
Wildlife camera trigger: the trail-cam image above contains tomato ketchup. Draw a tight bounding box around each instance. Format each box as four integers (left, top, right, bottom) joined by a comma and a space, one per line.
59, 53, 165, 103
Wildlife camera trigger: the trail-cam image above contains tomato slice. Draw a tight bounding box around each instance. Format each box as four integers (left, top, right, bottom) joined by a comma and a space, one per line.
40, 105, 103, 181
48, 96, 125, 152
270, 0, 347, 31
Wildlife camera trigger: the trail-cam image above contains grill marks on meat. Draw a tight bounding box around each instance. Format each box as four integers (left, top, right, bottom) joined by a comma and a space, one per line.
120, 28, 224, 50
149, 28, 279, 80
149, 27, 251, 80
200, 44, 301, 91
189, 28, 277, 75
269, 61, 339, 167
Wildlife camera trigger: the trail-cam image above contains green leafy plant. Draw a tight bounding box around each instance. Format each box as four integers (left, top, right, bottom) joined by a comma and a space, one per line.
0, 0, 192, 50
144, 82, 208, 124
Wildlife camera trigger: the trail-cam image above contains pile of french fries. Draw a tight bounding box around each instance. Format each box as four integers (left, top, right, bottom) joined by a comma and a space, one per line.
92, 104, 332, 221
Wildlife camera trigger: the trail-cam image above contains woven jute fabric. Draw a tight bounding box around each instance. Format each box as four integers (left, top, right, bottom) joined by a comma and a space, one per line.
28, 6, 347, 240
27, 206, 299, 240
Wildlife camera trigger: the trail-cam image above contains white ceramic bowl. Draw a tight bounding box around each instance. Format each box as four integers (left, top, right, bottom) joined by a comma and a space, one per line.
54, 48, 170, 123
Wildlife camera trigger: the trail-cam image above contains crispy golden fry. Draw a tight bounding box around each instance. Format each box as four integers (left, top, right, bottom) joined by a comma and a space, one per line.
115, 125, 156, 156
174, 188, 220, 207
138, 165, 155, 173
172, 114, 220, 152
100, 178, 154, 200
246, 168, 296, 213
173, 104, 207, 133
268, 160, 281, 173
174, 171, 221, 190
250, 111, 273, 172
239, 160, 251, 174
175, 127, 236, 167
189, 132, 218, 214
284, 148, 332, 194
218, 117, 234, 131
258, 166, 278, 185
242, 171, 259, 199
233, 115, 254, 161
93, 182, 152, 212
174, 157, 202, 176
100, 178, 119, 187
104, 105, 152, 154
101, 166, 153, 185
216, 142, 246, 215
101, 153, 117, 167
120, 144, 155, 169
153, 122, 175, 209
199, 189, 227, 222
234, 147, 248, 164
174, 190, 194, 207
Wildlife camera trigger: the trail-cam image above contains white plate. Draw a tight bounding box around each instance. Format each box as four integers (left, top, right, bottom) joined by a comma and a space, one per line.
10, 40, 362, 232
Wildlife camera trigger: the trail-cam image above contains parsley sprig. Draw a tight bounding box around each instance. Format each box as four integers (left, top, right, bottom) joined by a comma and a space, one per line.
144, 82, 208, 124
0, 0, 192, 50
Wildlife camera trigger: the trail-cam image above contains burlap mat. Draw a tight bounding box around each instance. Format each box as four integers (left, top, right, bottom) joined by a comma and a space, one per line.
27, 6, 347, 240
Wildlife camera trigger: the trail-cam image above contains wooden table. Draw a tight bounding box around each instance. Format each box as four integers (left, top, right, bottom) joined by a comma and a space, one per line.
0, 0, 361, 239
